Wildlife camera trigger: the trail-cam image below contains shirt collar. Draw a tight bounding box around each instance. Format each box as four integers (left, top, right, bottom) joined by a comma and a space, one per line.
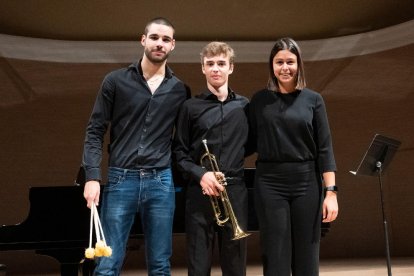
201, 88, 236, 101
128, 59, 174, 79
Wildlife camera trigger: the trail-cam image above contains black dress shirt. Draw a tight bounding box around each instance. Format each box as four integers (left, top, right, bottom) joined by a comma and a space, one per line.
173, 89, 250, 185
82, 61, 190, 181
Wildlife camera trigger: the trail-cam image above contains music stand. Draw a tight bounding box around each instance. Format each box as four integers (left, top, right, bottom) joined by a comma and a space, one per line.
350, 134, 401, 276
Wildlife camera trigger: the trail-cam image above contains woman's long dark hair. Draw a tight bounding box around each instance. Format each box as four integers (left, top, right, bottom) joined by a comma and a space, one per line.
267, 37, 306, 92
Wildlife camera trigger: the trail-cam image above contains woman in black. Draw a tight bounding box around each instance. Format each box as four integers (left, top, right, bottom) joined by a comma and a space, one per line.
249, 37, 339, 276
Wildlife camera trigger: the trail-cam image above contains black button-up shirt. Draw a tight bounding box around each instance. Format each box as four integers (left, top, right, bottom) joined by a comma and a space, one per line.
82, 61, 190, 181
173, 89, 250, 185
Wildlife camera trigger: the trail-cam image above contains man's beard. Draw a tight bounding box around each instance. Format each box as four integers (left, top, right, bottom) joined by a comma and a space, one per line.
144, 48, 170, 64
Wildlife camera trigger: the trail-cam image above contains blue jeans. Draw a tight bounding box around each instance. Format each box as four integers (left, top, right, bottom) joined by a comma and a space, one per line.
94, 167, 175, 276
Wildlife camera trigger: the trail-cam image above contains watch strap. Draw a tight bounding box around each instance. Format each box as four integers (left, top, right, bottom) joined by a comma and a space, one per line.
325, 186, 338, 192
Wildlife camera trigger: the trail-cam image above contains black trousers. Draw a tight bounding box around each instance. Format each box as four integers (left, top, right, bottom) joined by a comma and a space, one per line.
185, 180, 248, 276
255, 161, 322, 276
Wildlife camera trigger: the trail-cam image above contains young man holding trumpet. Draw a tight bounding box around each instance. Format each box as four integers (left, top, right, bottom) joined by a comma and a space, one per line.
173, 41, 251, 276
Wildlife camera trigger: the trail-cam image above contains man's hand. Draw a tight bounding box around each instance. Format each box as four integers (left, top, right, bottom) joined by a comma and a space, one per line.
200, 172, 225, 196
83, 180, 100, 209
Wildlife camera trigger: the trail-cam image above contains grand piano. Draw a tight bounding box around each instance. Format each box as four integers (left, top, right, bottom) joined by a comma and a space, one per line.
0, 168, 329, 275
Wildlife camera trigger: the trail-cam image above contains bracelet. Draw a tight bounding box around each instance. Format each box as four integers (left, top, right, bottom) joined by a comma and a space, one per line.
324, 186, 338, 192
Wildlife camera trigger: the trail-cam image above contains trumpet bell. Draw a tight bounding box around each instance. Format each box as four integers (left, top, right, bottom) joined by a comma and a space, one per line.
232, 226, 251, 240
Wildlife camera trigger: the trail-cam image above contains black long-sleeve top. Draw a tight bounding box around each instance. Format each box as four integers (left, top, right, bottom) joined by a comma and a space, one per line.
249, 88, 336, 173
82, 61, 190, 182
173, 89, 250, 185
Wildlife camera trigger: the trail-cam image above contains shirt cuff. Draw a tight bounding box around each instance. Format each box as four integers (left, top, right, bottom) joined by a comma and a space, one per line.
85, 167, 101, 182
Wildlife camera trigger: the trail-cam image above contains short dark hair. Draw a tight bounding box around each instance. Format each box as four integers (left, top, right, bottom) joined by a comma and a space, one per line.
267, 37, 306, 92
144, 17, 175, 36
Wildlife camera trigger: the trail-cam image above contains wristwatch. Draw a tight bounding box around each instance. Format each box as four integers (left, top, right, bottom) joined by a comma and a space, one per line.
324, 186, 338, 192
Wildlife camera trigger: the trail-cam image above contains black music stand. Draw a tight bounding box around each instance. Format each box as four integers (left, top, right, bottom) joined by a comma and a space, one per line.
350, 134, 401, 276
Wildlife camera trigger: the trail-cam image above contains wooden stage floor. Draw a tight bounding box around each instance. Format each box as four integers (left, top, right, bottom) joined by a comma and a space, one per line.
1, 257, 412, 275
121, 257, 414, 276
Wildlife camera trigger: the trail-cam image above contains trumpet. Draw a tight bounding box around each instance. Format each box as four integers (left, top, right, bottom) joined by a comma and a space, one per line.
200, 139, 250, 240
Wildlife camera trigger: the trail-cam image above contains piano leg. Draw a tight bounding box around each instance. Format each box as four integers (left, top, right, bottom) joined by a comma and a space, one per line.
60, 263, 81, 276
36, 248, 88, 276
81, 259, 95, 276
